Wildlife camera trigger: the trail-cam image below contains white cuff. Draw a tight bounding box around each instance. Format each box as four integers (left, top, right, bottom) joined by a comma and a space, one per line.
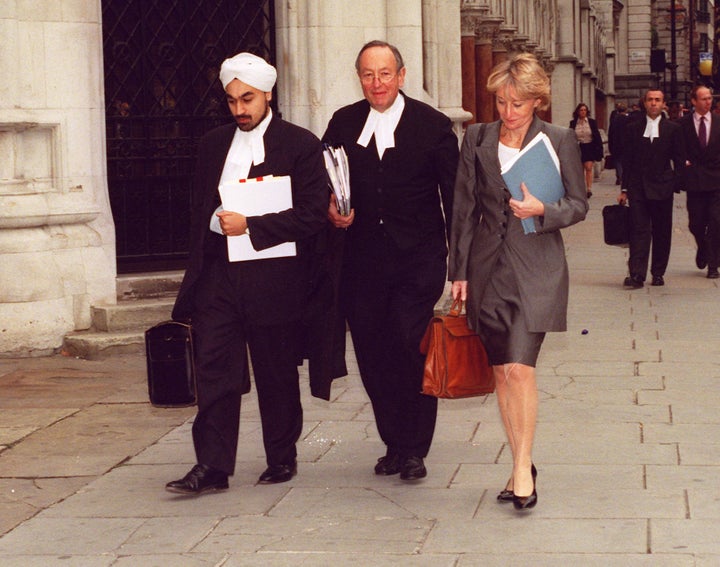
209, 205, 223, 234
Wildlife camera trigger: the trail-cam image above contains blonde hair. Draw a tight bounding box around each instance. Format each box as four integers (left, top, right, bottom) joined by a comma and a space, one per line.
486, 53, 551, 111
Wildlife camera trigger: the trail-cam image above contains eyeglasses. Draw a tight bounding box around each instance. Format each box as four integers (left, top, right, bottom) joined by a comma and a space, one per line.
359, 71, 396, 85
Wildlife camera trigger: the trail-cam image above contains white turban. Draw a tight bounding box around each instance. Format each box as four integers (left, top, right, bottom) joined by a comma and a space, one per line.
219, 52, 277, 92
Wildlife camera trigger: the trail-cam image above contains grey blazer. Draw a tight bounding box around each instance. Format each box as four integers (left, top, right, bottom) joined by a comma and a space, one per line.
448, 116, 588, 333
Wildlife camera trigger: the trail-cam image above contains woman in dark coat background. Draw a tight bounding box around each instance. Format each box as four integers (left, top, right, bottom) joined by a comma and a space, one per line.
449, 53, 588, 511
570, 102, 603, 198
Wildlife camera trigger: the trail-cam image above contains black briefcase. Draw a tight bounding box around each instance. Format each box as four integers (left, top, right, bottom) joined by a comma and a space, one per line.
145, 321, 197, 407
602, 204, 630, 247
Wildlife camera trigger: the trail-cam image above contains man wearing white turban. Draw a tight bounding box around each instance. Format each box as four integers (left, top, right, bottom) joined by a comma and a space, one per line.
219, 52, 277, 93
167, 52, 338, 494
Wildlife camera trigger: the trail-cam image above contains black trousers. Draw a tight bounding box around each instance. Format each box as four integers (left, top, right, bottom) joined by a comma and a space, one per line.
628, 192, 674, 280
343, 227, 446, 459
686, 190, 720, 270
191, 259, 303, 475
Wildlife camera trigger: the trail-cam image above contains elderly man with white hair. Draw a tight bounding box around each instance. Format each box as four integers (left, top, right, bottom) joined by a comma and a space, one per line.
166, 52, 332, 494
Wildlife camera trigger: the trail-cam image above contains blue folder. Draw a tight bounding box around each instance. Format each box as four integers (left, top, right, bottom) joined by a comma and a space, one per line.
501, 133, 565, 234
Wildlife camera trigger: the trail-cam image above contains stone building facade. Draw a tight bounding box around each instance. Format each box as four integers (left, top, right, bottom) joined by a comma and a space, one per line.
460, 0, 715, 128
0, 0, 713, 355
0, 0, 469, 355
461, 0, 618, 129
608, 0, 716, 111
0, 2, 115, 356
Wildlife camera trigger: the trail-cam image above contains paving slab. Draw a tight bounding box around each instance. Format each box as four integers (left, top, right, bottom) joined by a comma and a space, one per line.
1, 174, 720, 565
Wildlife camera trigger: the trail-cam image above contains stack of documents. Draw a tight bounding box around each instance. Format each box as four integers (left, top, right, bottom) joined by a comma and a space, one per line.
323, 143, 351, 216
219, 175, 296, 262
500, 132, 564, 234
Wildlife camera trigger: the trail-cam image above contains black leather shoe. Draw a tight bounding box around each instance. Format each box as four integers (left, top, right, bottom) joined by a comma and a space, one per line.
696, 248, 708, 270
400, 456, 427, 481
498, 464, 536, 502
708, 268, 719, 279
513, 467, 538, 510
651, 275, 664, 286
623, 276, 643, 289
513, 486, 538, 510
165, 464, 228, 495
258, 461, 297, 484
374, 453, 401, 475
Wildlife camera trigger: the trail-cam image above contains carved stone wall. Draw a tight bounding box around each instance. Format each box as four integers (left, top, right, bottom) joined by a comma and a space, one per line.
0, 2, 115, 355
461, 0, 618, 128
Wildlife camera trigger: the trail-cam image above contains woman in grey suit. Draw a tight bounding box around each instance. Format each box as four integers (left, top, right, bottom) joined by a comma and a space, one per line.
449, 53, 587, 510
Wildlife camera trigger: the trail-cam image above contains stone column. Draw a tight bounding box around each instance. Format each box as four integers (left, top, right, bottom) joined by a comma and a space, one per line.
435, 0, 474, 133
276, 0, 470, 139
552, 0, 582, 127
0, 2, 115, 355
493, 32, 513, 70
461, 2, 492, 124
461, 24, 478, 123
477, 22, 502, 123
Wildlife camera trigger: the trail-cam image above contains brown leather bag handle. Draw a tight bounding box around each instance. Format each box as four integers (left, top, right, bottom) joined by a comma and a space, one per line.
448, 298, 464, 317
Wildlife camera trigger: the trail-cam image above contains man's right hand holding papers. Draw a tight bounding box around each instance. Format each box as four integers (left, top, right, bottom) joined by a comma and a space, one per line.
327, 194, 354, 229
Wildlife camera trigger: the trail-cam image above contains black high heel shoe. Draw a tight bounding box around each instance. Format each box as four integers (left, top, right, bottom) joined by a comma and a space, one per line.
512, 466, 538, 510
497, 464, 536, 502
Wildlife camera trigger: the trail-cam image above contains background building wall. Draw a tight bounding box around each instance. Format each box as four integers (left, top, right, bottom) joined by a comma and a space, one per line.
0, 1, 115, 356
0, 0, 469, 356
460, 1, 616, 128
1, 0, 714, 355
616, 0, 717, 109
274, 0, 470, 139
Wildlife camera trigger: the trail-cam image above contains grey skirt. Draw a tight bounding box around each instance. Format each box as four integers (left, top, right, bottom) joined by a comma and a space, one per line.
475, 252, 545, 367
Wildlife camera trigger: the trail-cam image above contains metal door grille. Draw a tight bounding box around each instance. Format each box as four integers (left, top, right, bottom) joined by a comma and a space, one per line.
102, 0, 275, 272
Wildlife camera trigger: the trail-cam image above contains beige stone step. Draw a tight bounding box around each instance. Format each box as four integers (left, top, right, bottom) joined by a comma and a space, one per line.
62, 271, 185, 359
62, 329, 145, 360
116, 270, 184, 300
91, 298, 175, 332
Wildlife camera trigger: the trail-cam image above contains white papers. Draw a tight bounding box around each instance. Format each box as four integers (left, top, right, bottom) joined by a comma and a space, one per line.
323, 144, 351, 216
218, 175, 297, 262
500, 132, 564, 234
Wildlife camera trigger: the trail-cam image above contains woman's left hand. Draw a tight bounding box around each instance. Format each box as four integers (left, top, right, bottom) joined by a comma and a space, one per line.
509, 182, 545, 219
451, 281, 467, 301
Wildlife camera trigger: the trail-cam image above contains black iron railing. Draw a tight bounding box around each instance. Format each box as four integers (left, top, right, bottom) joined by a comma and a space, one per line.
102, 0, 275, 272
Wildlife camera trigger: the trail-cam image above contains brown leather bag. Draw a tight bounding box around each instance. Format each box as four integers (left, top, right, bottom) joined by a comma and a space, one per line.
419, 299, 495, 398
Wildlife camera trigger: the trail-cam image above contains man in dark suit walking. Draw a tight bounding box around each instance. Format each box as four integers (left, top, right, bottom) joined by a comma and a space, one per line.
618, 89, 685, 288
166, 53, 330, 494
322, 41, 458, 480
679, 85, 720, 279
608, 102, 631, 185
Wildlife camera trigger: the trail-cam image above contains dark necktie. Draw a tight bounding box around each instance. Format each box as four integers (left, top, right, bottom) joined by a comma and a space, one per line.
699, 116, 707, 149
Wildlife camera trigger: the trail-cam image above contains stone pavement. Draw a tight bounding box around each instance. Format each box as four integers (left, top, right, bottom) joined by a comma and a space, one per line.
1, 171, 719, 566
